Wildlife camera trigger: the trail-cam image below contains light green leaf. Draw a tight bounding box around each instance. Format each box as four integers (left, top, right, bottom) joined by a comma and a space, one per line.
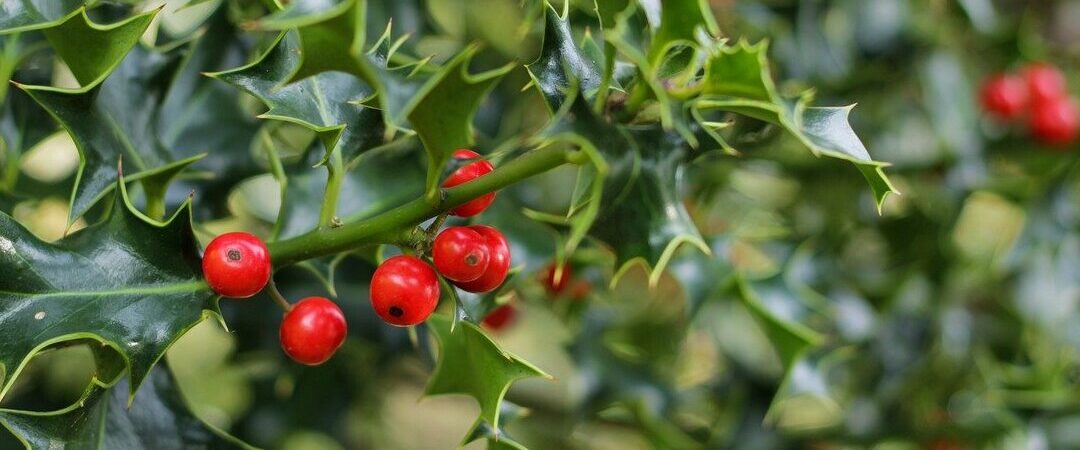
424, 314, 549, 429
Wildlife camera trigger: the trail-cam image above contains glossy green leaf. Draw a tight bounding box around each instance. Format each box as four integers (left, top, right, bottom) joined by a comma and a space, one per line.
408, 46, 510, 197
424, 314, 548, 429
694, 41, 896, 209
525, 3, 604, 111
16, 41, 200, 221
0, 1, 85, 33
733, 275, 823, 371
0, 180, 217, 402
0, 365, 254, 450
641, 0, 719, 63
208, 31, 384, 164
0, 7, 157, 88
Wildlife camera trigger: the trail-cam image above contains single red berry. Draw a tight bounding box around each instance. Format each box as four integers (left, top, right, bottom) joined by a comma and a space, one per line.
202, 232, 271, 298
979, 74, 1028, 119
1023, 63, 1067, 104
540, 262, 572, 295
279, 297, 347, 365
370, 255, 441, 326
454, 225, 511, 293
1029, 96, 1079, 146
442, 150, 496, 217
433, 226, 490, 283
482, 304, 518, 332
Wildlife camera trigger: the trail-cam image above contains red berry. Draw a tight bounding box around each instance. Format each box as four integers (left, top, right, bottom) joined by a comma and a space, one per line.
279, 297, 347, 365
1029, 97, 1079, 146
370, 255, 441, 326
482, 304, 517, 332
202, 232, 271, 298
433, 226, 490, 283
540, 262, 572, 295
979, 74, 1028, 119
454, 225, 511, 293
1023, 63, 1067, 104
442, 150, 496, 217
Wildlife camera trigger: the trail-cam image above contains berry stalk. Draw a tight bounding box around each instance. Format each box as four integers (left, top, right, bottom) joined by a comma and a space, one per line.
266, 146, 578, 266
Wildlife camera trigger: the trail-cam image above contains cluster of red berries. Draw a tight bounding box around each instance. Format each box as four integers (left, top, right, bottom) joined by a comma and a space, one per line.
370, 150, 510, 326
202, 232, 347, 366
980, 62, 1078, 147
200, 150, 510, 366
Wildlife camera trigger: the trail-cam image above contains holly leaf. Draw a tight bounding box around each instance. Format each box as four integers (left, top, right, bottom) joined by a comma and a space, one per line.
538, 89, 707, 285
1, 7, 157, 88
17, 41, 207, 222
694, 41, 897, 209
424, 314, 549, 430
0, 364, 254, 450
157, 13, 262, 183
640, 0, 719, 63
596, 126, 709, 285
0, 178, 218, 402
247, 0, 354, 30
208, 31, 384, 164
732, 274, 823, 370
460, 402, 532, 450
408, 46, 510, 197
525, 2, 604, 111
0, 1, 85, 33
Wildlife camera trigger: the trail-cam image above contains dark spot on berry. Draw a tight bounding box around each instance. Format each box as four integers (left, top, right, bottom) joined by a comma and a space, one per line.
389, 306, 404, 317
227, 249, 242, 262
465, 254, 479, 266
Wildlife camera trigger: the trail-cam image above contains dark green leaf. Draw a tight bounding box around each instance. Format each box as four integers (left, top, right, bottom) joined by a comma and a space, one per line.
17, 41, 200, 221
208, 31, 385, 164
0, 180, 217, 402
525, 3, 604, 111
0, 364, 254, 449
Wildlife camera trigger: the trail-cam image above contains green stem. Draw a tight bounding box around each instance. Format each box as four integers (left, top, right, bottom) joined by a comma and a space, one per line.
317, 149, 345, 229
268, 146, 576, 266
266, 277, 292, 313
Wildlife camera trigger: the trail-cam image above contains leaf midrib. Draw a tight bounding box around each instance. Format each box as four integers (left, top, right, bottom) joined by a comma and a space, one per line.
0, 280, 208, 299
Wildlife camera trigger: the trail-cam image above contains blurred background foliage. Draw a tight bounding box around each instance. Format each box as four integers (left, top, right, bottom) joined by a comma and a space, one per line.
2, 0, 1080, 449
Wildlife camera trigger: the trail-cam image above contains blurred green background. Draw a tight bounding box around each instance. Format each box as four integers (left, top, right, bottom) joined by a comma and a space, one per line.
3, 0, 1080, 449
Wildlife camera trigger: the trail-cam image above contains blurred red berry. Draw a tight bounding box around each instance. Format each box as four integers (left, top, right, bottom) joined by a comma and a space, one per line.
1023, 62, 1067, 104
979, 74, 1028, 119
1029, 96, 1079, 147
481, 303, 517, 332
540, 262, 572, 295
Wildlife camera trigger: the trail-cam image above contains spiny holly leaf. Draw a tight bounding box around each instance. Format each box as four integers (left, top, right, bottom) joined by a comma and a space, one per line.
525, 2, 604, 111
248, 0, 354, 30
732, 274, 823, 370
157, 13, 261, 182
0, 179, 218, 402
252, 0, 436, 130
0, 365, 254, 450
538, 90, 707, 285
1, 8, 157, 87
17, 42, 203, 222
0, 82, 55, 189
208, 31, 384, 164
460, 402, 532, 450
640, 0, 719, 63
424, 314, 549, 429
535, 88, 635, 261
598, 126, 709, 285
0, 1, 84, 33
694, 41, 896, 209
408, 46, 510, 198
